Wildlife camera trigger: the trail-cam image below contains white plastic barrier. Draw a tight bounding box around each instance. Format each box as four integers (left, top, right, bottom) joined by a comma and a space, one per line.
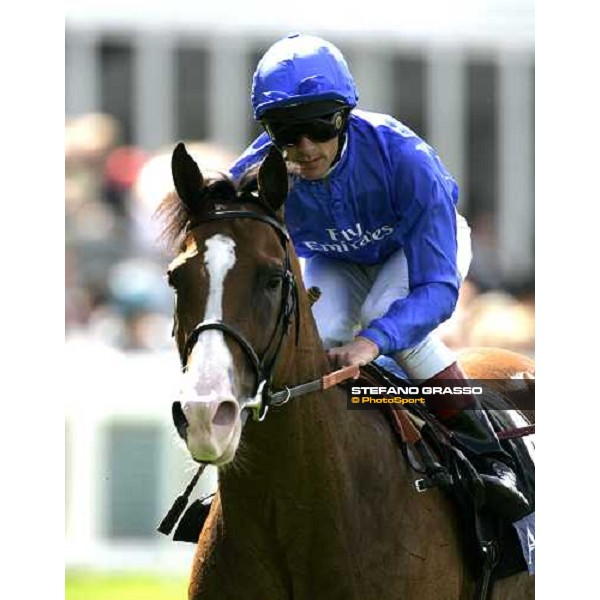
65, 337, 217, 572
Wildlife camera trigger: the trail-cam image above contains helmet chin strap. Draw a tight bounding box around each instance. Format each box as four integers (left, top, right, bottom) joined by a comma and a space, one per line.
318, 132, 346, 179
330, 132, 346, 167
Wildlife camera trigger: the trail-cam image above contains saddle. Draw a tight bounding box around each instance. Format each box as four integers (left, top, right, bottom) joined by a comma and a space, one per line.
356, 362, 535, 599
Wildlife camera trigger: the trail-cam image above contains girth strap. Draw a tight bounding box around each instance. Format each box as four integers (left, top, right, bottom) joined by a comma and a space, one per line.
497, 424, 535, 440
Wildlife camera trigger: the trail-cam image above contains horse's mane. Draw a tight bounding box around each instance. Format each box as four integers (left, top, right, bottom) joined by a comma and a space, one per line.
154, 173, 261, 252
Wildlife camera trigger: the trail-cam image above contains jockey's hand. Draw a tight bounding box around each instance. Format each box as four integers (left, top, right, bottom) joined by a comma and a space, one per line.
327, 336, 380, 370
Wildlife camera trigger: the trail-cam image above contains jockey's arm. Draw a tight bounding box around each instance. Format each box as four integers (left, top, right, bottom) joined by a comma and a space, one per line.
357, 159, 460, 357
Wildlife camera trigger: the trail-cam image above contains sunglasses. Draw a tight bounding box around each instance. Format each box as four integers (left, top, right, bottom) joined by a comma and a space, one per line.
262, 111, 346, 147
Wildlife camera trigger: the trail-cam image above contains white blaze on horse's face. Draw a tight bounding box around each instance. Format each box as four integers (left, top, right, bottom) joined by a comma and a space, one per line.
179, 233, 242, 465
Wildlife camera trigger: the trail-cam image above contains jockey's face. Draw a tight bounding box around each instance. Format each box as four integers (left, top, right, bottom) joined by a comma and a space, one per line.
283, 135, 340, 181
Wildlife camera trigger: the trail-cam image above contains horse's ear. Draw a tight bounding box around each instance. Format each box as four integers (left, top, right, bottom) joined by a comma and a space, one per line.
171, 142, 204, 208
258, 146, 288, 212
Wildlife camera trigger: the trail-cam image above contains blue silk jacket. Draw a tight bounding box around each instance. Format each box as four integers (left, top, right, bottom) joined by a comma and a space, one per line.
230, 109, 461, 354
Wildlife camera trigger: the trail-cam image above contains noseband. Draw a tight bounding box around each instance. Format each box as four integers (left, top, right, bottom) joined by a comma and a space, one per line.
180, 209, 300, 421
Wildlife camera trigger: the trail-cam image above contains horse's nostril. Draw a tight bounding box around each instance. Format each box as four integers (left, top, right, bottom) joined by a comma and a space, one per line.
212, 400, 238, 427
172, 401, 189, 440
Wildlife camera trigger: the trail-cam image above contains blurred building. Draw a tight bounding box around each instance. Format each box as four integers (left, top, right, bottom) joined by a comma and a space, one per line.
66, 0, 534, 285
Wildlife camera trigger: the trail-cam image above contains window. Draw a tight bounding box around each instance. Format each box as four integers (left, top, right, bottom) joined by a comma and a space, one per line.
105, 422, 162, 539
466, 60, 498, 221
175, 45, 209, 141
99, 38, 134, 144
390, 54, 427, 138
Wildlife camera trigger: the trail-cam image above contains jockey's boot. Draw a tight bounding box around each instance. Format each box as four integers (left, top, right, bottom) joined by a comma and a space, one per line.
424, 362, 531, 522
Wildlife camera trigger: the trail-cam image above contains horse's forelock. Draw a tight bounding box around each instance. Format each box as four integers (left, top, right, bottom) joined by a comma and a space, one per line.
155, 175, 241, 251
155, 190, 189, 251
204, 177, 238, 202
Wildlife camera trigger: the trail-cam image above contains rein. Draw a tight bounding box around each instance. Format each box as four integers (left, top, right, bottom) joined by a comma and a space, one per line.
244, 363, 360, 423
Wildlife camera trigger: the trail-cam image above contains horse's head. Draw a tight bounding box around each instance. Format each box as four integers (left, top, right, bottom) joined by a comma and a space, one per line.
159, 143, 296, 466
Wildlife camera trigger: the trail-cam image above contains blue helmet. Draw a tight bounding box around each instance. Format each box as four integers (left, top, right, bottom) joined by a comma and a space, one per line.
251, 33, 359, 121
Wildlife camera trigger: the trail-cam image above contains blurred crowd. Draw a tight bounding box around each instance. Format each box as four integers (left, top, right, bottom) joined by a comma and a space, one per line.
65, 113, 534, 356
65, 112, 235, 352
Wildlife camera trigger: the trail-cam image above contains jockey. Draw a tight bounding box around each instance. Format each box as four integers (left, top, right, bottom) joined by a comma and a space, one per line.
230, 33, 529, 521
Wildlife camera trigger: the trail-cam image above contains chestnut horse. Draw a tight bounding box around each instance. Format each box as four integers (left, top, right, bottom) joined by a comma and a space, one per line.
157, 143, 534, 600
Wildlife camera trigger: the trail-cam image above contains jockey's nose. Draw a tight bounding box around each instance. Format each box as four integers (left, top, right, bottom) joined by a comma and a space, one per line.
295, 135, 317, 151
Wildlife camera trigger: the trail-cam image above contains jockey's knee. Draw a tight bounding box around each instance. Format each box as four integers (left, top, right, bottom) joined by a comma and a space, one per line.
360, 298, 400, 327
312, 314, 355, 350
361, 285, 409, 326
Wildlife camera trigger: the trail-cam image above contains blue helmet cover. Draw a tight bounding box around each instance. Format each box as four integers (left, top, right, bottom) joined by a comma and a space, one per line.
252, 33, 359, 120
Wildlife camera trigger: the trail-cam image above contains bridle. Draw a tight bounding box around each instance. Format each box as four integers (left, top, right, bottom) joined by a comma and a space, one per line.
179, 207, 300, 422
159, 202, 358, 537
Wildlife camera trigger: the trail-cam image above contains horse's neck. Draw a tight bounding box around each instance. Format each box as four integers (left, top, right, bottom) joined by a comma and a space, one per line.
221, 283, 403, 507
199, 268, 473, 597
213, 289, 435, 595
274, 263, 331, 387
221, 279, 350, 484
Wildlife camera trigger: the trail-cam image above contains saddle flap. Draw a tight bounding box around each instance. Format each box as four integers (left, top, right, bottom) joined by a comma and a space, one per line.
355, 361, 535, 583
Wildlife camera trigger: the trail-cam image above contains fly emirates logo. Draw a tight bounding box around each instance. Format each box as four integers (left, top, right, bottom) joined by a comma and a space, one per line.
302, 222, 394, 253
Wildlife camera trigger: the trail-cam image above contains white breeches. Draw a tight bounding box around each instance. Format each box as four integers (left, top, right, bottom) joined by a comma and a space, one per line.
304, 214, 472, 380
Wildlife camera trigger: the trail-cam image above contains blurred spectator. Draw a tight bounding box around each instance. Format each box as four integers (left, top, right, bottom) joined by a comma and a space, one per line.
66, 113, 121, 229
435, 279, 480, 350
464, 290, 535, 354
65, 112, 126, 278
107, 257, 171, 317
65, 123, 238, 353
65, 116, 534, 357
103, 145, 149, 219
65, 113, 120, 165
437, 284, 535, 357
131, 141, 236, 257
65, 247, 94, 329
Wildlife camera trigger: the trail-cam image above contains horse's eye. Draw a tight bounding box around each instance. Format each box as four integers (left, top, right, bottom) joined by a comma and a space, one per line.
266, 274, 283, 291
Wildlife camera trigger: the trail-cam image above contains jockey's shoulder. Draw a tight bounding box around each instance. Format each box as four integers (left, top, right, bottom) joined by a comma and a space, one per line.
350, 109, 420, 141
229, 132, 271, 185
349, 110, 435, 162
